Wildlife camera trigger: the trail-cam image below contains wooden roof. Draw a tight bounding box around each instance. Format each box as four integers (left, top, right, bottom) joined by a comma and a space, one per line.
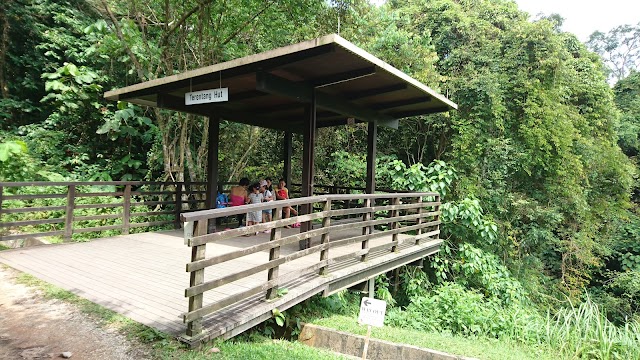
104, 34, 457, 133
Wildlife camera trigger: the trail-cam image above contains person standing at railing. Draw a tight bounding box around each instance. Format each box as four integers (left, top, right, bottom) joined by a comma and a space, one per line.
276, 178, 298, 228
229, 177, 250, 227
260, 180, 274, 225
246, 183, 264, 235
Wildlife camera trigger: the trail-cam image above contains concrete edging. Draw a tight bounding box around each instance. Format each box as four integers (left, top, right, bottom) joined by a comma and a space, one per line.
299, 323, 478, 360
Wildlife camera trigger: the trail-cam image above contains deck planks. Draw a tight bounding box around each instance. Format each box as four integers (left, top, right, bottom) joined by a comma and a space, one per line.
0, 226, 440, 341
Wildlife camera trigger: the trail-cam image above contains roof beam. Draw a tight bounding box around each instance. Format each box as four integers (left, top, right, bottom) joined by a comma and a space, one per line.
256, 72, 398, 129
371, 96, 431, 111
311, 66, 376, 88
388, 106, 452, 119
157, 93, 299, 132
344, 83, 407, 100
317, 118, 365, 128
120, 45, 336, 100
232, 90, 268, 101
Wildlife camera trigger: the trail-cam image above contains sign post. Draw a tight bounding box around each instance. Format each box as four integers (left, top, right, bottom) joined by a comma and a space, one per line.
357, 297, 386, 359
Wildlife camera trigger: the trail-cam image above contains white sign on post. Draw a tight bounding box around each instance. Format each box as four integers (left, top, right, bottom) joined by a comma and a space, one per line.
185, 88, 228, 105
358, 297, 387, 327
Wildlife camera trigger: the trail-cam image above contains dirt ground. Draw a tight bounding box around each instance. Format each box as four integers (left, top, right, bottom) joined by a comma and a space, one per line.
0, 266, 154, 360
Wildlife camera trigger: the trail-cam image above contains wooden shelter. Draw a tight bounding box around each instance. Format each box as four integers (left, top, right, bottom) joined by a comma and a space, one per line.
104, 34, 457, 232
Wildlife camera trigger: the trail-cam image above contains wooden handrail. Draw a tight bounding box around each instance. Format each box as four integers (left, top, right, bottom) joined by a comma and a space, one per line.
181, 192, 441, 338
0, 181, 208, 243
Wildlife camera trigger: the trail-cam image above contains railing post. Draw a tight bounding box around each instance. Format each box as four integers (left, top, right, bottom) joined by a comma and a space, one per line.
319, 199, 331, 275
185, 179, 192, 210
267, 206, 283, 300
416, 195, 423, 245
361, 198, 371, 262
63, 185, 76, 242
345, 188, 351, 218
391, 196, 399, 252
435, 193, 441, 235
123, 184, 131, 235
175, 182, 183, 229
186, 220, 207, 338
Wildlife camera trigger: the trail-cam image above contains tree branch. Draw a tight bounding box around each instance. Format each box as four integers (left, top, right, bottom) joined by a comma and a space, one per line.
160, 0, 209, 47
220, 0, 275, 46
100, 0, 146, 81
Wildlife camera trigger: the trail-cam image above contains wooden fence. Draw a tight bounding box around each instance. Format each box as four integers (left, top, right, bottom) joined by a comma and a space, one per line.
0, 181, 208, 243
180, 192, 441, 338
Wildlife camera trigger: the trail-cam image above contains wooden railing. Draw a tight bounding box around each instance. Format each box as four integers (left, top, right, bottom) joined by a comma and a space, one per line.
180, 192, 441, 339
0, 181, 207, 244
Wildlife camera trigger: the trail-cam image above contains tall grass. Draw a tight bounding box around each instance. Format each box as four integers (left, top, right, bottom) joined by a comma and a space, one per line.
540, 297, 640, 359
386, 279, 640, 359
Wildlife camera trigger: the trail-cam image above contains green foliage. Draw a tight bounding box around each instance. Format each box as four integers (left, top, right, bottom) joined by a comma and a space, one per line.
441, 198, 498, 245
326, 150, 367, 188
387, 282, 537, 338
379, 159, 456, 196
614, 70, 640, 158
0, 139, 61, 182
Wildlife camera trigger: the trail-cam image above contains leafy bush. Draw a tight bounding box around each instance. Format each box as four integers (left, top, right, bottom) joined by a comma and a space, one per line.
387, 282, 536, 338
0, 139, 61, 182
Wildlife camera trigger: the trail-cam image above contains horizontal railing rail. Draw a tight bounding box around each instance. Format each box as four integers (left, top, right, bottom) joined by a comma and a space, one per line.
181, 192, 441, 339
0, 181, 208, 243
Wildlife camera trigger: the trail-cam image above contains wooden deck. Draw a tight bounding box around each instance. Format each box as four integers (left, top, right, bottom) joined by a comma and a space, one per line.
0, 226, 441, 341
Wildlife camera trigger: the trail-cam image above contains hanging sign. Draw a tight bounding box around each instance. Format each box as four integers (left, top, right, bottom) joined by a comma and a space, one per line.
185, 88, 228, 105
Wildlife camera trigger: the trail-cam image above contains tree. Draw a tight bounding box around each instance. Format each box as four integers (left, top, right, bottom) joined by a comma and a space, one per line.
614, 70, 640, 158
587, 23, 640, 83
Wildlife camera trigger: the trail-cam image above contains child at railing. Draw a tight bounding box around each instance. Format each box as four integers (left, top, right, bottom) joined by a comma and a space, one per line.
260, 180, 273, 225
276, 178, 298, 228
246, 183, 264, 235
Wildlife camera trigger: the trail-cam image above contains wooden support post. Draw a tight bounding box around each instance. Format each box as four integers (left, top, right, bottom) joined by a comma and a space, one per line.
123, 184, 131, 235
206, 116, 220, 233
393, 267, 400, 296
283, 131, 292, 187
186, 220, 207, 338
175, 182, 183, 229
319, 199, 331, 275
63, 185, 76, 242
266, 206, 283, 300
391, 197, 399, 252
415, 196, 423, 245
300, 92, 316, 249
365, 121, 377, 194
361, 198, 371, 262
362, 325, 372, 360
